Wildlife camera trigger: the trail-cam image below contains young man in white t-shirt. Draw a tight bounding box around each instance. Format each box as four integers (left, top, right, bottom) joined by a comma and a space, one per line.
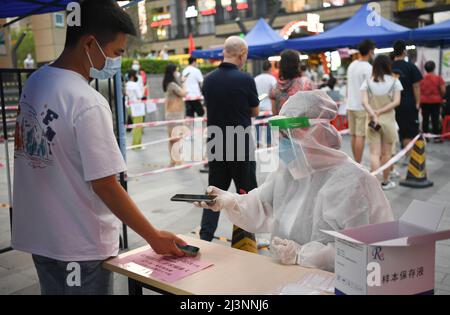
346, 39, 375, 163
12, 0, 186, 295
254, 60, 277, 146
182, 56, 205, 118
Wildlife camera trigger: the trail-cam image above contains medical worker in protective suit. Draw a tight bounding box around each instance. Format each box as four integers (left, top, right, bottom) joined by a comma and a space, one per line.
194, 90, 394, 271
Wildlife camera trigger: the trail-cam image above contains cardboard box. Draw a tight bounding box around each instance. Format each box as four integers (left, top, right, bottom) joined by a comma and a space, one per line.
323, 200, 450, 295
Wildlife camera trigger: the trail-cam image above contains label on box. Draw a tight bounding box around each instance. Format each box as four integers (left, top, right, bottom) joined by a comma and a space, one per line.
335, 238, 368, 295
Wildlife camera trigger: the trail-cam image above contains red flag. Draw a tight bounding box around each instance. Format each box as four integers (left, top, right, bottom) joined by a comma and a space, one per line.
188, 33, 195, 55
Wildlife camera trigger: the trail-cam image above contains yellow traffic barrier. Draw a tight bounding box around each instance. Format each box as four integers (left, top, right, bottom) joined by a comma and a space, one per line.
400, 135, 433, 189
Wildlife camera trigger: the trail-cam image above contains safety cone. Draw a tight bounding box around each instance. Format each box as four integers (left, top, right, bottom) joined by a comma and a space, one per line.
399, 135, 433, 189
231, 189, 258, 253
231, 225, 258, 253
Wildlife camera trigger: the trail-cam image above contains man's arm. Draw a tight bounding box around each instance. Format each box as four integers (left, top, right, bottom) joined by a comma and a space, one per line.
248, 77, 260, 117
250, 106, 260, 117
91, 175, 186, 256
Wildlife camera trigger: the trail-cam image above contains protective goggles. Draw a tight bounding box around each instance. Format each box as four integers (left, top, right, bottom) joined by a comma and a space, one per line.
268, 116, 330, 129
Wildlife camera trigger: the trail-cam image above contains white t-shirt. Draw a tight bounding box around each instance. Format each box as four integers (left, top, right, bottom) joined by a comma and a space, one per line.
182, 65, 204, 99
360, 75, 404, 96
12, 65, 127, 261
254, 73, 277, 111
347, 60, 372, 111
126, 80, 144, 102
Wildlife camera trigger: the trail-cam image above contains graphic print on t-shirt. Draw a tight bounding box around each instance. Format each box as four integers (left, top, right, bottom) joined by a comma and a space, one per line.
14, 99, 59, 169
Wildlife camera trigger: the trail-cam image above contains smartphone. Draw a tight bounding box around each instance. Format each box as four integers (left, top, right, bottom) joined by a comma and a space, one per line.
171, 194, 216, 203
368, 120, 381, 131
177, 244, 200, 257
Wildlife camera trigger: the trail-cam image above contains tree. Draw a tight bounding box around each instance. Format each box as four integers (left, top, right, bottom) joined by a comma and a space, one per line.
10, 28, 35, 68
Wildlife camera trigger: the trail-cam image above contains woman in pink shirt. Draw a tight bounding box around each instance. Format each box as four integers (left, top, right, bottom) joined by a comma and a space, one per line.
270, 50, 314, 115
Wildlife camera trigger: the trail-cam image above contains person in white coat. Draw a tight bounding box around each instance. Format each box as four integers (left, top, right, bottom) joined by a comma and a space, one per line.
195, 90, 394, 271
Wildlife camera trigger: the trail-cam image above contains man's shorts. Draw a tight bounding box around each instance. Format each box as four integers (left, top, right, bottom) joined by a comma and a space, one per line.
185, 100, 205, 117
396, 109, 419, 140
348, 110, 367, 137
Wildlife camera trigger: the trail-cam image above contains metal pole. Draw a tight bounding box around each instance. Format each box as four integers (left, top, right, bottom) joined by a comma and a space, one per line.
0, 73, 13, 233
113, 71, 129, 249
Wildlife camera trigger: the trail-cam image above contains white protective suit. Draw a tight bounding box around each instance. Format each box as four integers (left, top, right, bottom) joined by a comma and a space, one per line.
197, 90, 394, 271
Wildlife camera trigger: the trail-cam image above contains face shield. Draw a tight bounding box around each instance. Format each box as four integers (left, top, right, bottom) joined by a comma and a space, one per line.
269, 113, 348, 180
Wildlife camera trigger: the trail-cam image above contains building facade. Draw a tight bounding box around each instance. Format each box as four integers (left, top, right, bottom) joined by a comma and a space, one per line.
140, 0, 450, 55
1, 0, 450, 66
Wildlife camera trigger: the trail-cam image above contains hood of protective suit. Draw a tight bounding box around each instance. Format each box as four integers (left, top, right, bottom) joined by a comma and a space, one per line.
279, 90, 343, 149
272, 90, 349, 179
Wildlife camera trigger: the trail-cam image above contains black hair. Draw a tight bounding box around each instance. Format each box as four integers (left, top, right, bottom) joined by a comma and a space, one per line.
393, 40, 406, 57
327, 75, 337, 90
358, 39, 376, 57
279, 50, 301, 80
127, 70, 138, 82
262, 60, 272, 72
300, 64, 308, 73
65, 0, 137, 48
163, 63, 178, 92
424, 60, 436, 73
372, 54, 392, 83
188, 56, 197, 65
389, 51, 396, 61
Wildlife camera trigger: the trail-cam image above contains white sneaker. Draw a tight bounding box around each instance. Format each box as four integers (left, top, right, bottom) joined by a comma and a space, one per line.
382, 181, 396, 191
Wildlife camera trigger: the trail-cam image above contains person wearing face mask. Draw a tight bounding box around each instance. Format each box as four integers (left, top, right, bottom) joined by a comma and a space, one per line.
131, 60, 148, 100
12, 0, 186, 295
163, 63, 187, 166
195, 90, 394, 271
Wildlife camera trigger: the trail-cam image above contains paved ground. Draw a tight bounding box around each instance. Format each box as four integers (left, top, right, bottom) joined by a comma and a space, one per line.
1, 115, 449, 295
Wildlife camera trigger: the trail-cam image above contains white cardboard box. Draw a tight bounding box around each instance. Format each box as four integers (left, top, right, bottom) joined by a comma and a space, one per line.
323, 200, 450, 295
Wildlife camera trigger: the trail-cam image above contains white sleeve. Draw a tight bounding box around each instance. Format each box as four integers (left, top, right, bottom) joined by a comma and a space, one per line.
360, 79, 368, 91
224, 172, 276, 233
394, 79, 404, 92
365, 64, 373, 80
74, 105, 127, 181
197, 69, 204, 84
136, 84, 144, 99
365, 174, 395, 223
322, 171, 394, 229
297, 241, 335, 272
295, 171, 387, 272
271, 76, 277, 87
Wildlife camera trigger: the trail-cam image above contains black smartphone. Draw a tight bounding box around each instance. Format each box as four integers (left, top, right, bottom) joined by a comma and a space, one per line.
368, 120, 381, 131
171, 194, 216, 203
176, 244, 200, 257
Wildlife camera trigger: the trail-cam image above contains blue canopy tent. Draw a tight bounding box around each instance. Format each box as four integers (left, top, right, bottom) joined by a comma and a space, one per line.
410, 19, 450, 44
0, 0, 77, 26
0, 0, 142, 27
286, 4, 410, 52
192, 18, 285, 59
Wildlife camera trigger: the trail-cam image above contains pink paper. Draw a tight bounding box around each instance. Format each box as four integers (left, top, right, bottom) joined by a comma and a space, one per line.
114, 248, 214, 283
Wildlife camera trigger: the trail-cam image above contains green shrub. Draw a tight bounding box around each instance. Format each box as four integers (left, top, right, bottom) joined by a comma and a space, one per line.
122, 58, 179, 74
198, 65, 218, 74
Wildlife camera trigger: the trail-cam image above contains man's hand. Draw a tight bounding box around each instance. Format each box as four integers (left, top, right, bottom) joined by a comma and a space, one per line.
148, 230, 187, 257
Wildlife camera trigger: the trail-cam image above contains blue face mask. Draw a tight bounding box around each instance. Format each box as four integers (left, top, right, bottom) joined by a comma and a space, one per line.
86, 39, 122, 80
279, 137, 298, 165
